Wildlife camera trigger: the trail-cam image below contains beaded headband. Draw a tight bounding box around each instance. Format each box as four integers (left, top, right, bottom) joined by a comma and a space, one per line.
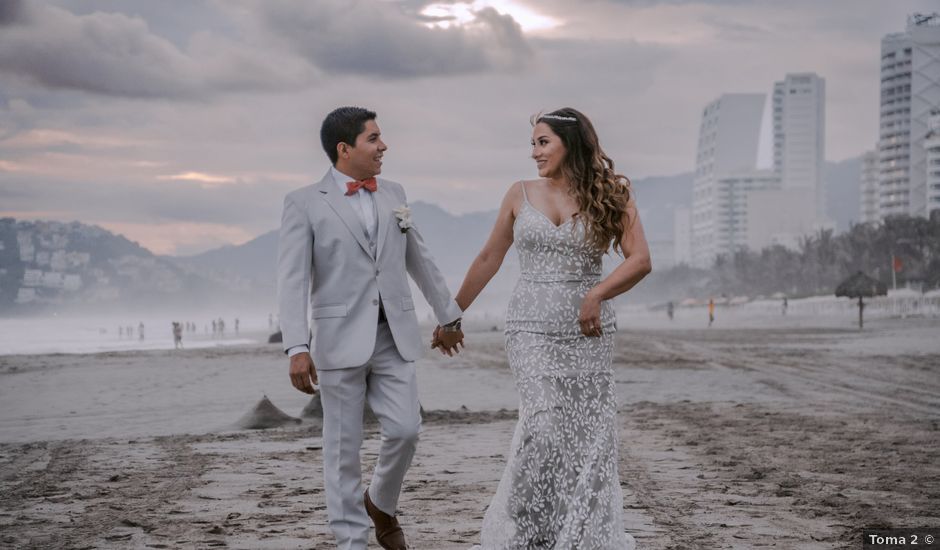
539, 114, 577, 122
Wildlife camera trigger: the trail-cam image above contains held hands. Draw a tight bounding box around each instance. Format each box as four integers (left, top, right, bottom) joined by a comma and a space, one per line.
431, 325, 465, 356
579, 291, 604, 337
289, 352, 318, 394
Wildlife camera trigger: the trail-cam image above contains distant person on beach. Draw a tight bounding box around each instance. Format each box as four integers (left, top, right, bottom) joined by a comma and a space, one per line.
172, 322, 183, 349
234, 318, 239, 336
118, 326, 123, 339
454, 108, 649, 549
667, 300, 675, 321
277, 106, 464, 550
138, 322, 145, 341
782, 296, 788, 316
708, 298, 715, 327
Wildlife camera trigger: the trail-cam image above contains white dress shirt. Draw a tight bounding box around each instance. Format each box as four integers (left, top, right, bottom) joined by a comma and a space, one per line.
287, 167, 378, 358
332, 166, 377, 241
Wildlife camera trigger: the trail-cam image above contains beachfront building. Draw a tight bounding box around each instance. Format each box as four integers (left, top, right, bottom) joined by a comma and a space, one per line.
16, 230, 34, 262
860, 150, 880, 223
691, 93, 766, 266
6, 221, 105, 306
15, 288, 37, 304
877, 13, 940, 220
22, 269, 42, 287
63, 274, 83, 292
712, 170, 784, 252
927, 110, 940, 215
773, 72, 827, 221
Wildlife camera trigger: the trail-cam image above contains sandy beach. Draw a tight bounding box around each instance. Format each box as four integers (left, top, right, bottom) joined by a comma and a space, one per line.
1, 315, 939, 549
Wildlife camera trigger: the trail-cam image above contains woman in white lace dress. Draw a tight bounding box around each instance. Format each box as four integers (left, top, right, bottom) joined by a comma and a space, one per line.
454, 108, 651, 549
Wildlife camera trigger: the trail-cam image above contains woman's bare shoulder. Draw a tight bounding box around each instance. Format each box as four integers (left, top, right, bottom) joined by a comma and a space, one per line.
503, 180, 530, 215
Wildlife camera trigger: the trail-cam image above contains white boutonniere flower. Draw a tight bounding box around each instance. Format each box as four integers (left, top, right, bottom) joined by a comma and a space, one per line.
394, 205, 413, 233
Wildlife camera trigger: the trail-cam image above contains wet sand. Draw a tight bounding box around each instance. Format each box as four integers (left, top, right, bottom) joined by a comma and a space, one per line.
1, 316, 938, 549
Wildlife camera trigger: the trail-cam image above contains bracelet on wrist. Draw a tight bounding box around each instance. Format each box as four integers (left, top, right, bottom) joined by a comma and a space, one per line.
442, 318, 462, 333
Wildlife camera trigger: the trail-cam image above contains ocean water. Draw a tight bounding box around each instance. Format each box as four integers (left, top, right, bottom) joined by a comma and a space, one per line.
0, 314, 273, 355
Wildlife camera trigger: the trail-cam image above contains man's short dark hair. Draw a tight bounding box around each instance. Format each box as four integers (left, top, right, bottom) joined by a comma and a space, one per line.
320, 106, 377, 165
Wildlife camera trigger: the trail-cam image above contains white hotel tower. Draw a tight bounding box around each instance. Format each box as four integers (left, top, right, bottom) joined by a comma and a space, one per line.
878, 13, 940, 219
773, 73, 826, 220
690, 94, 766, 266
927, 110, 940, 213
860, 150, 880, 223
689, 80, 826, 266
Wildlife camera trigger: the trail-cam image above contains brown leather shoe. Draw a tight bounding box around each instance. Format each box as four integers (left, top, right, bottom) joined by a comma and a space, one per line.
364, 489, 408, 550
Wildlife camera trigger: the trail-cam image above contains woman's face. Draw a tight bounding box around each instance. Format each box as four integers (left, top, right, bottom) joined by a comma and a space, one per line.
531, 122, 566, 179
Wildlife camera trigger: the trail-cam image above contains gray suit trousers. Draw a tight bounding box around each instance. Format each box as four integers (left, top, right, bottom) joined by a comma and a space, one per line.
317, 320, 421, 550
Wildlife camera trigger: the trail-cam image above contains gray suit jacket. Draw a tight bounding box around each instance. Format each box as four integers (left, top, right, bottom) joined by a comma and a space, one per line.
277, 169, 462, 369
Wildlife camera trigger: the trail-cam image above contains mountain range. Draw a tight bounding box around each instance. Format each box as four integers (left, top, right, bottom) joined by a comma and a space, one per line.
175, 155, 863, 291
0, 156, 863, 314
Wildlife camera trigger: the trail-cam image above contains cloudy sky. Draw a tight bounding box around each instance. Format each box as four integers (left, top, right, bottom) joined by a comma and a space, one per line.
0, 0, 933, 255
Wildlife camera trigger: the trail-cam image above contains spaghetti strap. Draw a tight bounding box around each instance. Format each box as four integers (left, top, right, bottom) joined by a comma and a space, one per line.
520, 181, 530, 204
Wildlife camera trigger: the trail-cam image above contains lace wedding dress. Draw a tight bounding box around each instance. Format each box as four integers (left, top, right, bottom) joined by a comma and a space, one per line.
474, 183, 636, 549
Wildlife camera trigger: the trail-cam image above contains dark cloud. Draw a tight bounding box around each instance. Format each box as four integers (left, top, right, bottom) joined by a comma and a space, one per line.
0, 2, 310, 99
0, 0, 534, 99
241, 0, 533, 78
0, 3, 199, 98
0, 0, 27, 25
46, 0, 229, 47
599, 0, 752, 4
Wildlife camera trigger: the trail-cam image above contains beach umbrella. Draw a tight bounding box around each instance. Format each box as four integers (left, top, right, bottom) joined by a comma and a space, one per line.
835, 271, 887, 329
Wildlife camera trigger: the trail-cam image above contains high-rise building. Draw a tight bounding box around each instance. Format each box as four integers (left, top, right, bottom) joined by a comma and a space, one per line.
926, 110, 940, 215
746, 186, 819, 251
691, 76, 830, 266
691, 94, 766, 266
713, 170, 783, 252
773, 73, 826, 220
860, 150, 880, 223
878, 31, 912, 217
877, 13, 940, 219
910, 15, 940, 218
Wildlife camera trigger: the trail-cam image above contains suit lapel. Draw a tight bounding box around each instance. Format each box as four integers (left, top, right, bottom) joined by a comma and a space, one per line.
374, 180, 391, 261
317, 170, 374, 260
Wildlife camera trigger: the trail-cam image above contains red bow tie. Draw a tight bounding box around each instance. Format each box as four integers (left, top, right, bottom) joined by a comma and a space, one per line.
345, 177, 377, 196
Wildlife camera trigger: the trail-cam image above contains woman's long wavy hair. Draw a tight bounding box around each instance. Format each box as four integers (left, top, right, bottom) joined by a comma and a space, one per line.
533, 107, 631, 254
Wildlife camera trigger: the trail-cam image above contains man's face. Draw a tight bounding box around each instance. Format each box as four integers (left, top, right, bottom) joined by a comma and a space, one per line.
342, 119, 386, 179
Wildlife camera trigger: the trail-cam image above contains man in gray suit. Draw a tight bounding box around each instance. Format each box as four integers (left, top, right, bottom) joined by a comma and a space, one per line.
277, 106, 464, 550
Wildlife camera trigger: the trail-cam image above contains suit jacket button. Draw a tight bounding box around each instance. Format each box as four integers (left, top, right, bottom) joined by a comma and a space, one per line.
372, 299, 379, 306
375, 269, 380, 276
